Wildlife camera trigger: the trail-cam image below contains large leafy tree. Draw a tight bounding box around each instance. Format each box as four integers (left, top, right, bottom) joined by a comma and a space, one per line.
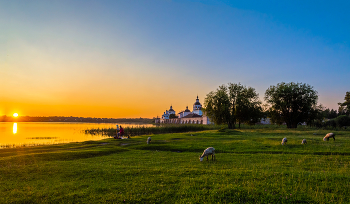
338, 91, 350, 116
229, 83, 263, 128
265, 82, 318, 128
204, 83, 263, 129
204, 85, 233, 128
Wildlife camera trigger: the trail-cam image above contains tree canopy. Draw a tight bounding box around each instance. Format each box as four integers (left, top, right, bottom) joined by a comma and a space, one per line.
204, 83, 263, 129
264, 82, 318, 128
338, 91, 350, 116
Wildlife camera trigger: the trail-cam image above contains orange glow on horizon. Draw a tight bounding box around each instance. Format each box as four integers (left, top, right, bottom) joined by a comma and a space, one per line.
1, 91, 209, 118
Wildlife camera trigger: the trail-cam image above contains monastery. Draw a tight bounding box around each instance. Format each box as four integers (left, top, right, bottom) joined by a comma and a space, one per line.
156, 96, 212, 125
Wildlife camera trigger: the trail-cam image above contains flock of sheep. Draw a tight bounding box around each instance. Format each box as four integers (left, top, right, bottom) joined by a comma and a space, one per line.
145, 133, 336, 162
282, 132, 335, 145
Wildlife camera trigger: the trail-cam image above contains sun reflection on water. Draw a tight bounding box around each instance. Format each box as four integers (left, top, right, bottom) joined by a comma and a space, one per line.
1, 122, 154, 148
13, 123, 17, 134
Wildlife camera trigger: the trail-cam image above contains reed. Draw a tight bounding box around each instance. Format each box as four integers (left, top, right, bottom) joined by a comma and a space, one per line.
84, 124, 220, 136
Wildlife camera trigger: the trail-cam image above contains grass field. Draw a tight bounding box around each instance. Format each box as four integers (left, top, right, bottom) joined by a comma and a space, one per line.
1, 127, 350, 203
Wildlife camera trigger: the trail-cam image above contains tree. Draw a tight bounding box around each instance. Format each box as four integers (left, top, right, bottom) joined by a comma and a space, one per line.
228, 83, 263, 128
203, 83, 263, 129
338, 91, 350, 116
264, 82, 318, 128
306, 104, 324, 127
169, 114, 178, 119
330, 109, 338, 119
321, 108, 338, 119
204, 85, 233, 128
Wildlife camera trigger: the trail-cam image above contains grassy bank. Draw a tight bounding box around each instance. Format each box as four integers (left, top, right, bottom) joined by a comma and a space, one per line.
1, 128, 350, 203
84, 124, 221, 136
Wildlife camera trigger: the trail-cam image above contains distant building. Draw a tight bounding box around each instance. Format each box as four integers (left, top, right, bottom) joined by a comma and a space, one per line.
258, 118, 271, 125
158, 96, 213, 125
168, 106, 175, 115
154, 117, 160, 124
192, 96, 203, 116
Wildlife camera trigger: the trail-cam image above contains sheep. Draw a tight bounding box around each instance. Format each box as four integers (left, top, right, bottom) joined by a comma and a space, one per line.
281, 137, 287, 145
199, 147, 215, 162
147, 137, 151, 144
301, 139, 307, 144
323, 133, 335, 141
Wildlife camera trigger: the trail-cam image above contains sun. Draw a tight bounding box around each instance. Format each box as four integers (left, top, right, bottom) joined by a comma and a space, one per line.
13, 113, 19, 117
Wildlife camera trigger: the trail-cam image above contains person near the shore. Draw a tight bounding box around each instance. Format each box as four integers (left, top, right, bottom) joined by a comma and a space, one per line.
114, 125, 121, 139
118, 126, 124, 138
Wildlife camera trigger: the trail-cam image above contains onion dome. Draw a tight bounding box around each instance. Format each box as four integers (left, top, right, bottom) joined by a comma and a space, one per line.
184, 106, 191, 112
194, 95, 201, 106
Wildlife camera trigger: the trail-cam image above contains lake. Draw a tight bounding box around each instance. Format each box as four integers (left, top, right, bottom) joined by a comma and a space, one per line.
0, 122, 154, 148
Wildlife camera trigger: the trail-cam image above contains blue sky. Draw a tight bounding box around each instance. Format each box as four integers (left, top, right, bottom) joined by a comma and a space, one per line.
1, 0, 349, 117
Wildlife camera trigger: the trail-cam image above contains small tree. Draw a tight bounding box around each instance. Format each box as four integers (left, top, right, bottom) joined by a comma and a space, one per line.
338, 91, 350, 116
265, 82, 318, 128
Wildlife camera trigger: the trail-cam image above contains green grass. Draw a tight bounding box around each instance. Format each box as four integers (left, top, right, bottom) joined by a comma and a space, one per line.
1, 128, 350, 203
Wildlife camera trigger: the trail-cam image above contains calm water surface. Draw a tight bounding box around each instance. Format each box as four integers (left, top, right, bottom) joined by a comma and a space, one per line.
0, 122, 154, 148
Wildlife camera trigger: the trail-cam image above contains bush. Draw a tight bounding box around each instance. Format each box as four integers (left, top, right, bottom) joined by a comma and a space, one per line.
218, 126, 227, 132
325, 119, 337, 128
335, 115, 350, 128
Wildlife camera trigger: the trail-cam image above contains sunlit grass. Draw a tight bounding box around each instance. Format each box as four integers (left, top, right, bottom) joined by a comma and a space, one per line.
0, 128, 349, 203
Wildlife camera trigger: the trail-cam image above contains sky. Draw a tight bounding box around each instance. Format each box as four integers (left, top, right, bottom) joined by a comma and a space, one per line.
1, 0, 349, 118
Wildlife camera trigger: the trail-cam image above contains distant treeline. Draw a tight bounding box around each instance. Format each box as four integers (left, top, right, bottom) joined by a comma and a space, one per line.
312, 115, 350, 129
0, 115, 154, 123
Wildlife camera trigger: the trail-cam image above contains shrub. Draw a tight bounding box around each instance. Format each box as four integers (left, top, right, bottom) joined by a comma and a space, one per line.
335, 115, 350, 128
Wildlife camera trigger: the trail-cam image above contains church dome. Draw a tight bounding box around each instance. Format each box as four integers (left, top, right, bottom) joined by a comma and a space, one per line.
184, 106, 191, 112
194, 101, 201, 105
193, 96, 201, 106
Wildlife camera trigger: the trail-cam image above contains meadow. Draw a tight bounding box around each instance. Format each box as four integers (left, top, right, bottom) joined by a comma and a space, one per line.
1, 126, 350, 203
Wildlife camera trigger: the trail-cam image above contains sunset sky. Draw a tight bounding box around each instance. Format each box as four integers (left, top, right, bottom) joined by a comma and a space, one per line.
1, 0, 350, 118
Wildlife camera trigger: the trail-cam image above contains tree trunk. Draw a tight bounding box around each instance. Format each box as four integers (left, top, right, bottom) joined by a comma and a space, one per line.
286, 121, 298, 128
286, 121, 292, 128
291, 122, 298, 128
228, 121, 235, 129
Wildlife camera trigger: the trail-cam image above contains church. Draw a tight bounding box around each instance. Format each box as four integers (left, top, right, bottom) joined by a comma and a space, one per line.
157, 96, 212, 125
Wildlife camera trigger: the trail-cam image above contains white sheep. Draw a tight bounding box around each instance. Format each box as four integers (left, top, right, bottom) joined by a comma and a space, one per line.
323, 133, 335, 141
301, 139, 307, 144
147, 137, 151, 144
199, 147, 215, 162
281, 137, 287, 145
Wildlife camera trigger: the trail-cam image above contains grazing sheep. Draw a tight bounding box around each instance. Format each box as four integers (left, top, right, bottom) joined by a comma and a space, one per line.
301, 139, 307, 144
147, 137, 151, 144
281, 137, 287, 145
323, 133, 335, 141
199, 147, 215, 162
